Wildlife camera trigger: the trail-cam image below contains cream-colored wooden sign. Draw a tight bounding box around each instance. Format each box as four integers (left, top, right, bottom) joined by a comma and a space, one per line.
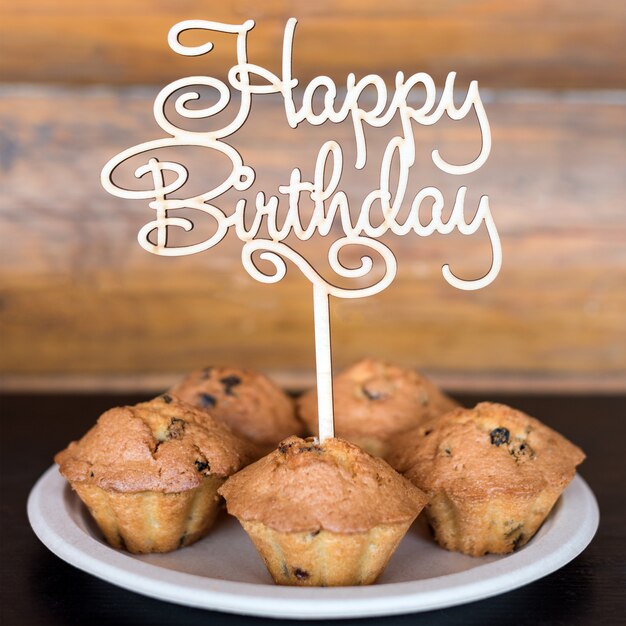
102, 18, 501, 442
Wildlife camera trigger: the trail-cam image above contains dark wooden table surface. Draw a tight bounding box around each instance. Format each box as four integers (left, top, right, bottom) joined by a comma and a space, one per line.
1, 392, 624, 626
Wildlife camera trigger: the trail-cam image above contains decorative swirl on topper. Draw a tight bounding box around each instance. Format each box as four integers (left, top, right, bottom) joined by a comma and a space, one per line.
101, 16, 502, 440
241, 237, 397, 299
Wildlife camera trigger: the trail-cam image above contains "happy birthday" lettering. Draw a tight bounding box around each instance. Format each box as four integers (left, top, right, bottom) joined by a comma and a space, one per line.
102, 18, 501, 295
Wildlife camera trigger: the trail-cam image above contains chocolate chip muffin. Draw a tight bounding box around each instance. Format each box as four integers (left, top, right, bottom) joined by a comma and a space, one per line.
169, 366, 301, 454
387, 402, 585, 556
297, 359, 458, 458
219, 436, 427, 586
55, 394, 255, 553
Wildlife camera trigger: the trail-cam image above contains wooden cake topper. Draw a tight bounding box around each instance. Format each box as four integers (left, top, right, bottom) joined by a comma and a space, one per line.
102, 18, 501, 442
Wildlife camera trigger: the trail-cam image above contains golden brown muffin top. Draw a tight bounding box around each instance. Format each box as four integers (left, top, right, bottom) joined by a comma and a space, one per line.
218, 436, 428, 533
297, 358, 458, 441
168, 366, 301, 449
55, 395, 256, 493
387, 402, 585, 500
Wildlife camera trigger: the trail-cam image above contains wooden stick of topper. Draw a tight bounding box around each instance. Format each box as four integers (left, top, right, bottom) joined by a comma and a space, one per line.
101, 18, 501, 442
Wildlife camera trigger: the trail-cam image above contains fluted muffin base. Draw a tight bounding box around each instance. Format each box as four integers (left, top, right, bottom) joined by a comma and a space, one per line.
240, 520, 413, 586
425, 488, 563, 556
72, 475, 225, 553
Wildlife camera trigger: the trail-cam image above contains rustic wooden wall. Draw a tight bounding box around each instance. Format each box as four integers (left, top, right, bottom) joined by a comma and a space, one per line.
1, 1, 625, 88
1, 1, 625, 392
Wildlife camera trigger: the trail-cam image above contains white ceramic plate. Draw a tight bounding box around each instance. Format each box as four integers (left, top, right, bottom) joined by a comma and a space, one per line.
28, 466, 598, 620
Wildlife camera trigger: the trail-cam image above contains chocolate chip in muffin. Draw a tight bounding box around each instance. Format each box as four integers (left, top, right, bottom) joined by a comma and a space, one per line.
294, 568, 310, 580
278, 441, 295, 454
362, 386, 382, 400
167, 417, 185, 439
361, 378, 394, 401
490, 427, 510, 446
510, 441, 536, 461
197, 392, 217, 408
194, 459, 210, 474
161, 394, 173, 404
220, 375, 242, 396
505, 522, 524, 537
512, 533, 526, 551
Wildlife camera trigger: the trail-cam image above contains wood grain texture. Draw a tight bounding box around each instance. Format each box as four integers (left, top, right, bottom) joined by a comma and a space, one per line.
0, 86, 625, 390
1, 0, 625, 88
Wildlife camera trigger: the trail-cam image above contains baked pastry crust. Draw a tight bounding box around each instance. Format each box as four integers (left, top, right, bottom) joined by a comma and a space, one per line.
219, 435, 427, 534
387, 402, 585, 555
169, 366, 301, 451
297, 358, 458, 457
219, 436, 427, 585
56, 394, 255, 492
55, 395, 256, 553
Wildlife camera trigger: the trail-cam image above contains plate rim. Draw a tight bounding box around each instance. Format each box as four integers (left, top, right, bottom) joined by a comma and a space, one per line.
27, 465, 599, 619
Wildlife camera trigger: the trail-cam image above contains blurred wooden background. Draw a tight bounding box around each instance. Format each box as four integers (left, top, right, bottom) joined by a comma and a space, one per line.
1, 0, 625, 393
